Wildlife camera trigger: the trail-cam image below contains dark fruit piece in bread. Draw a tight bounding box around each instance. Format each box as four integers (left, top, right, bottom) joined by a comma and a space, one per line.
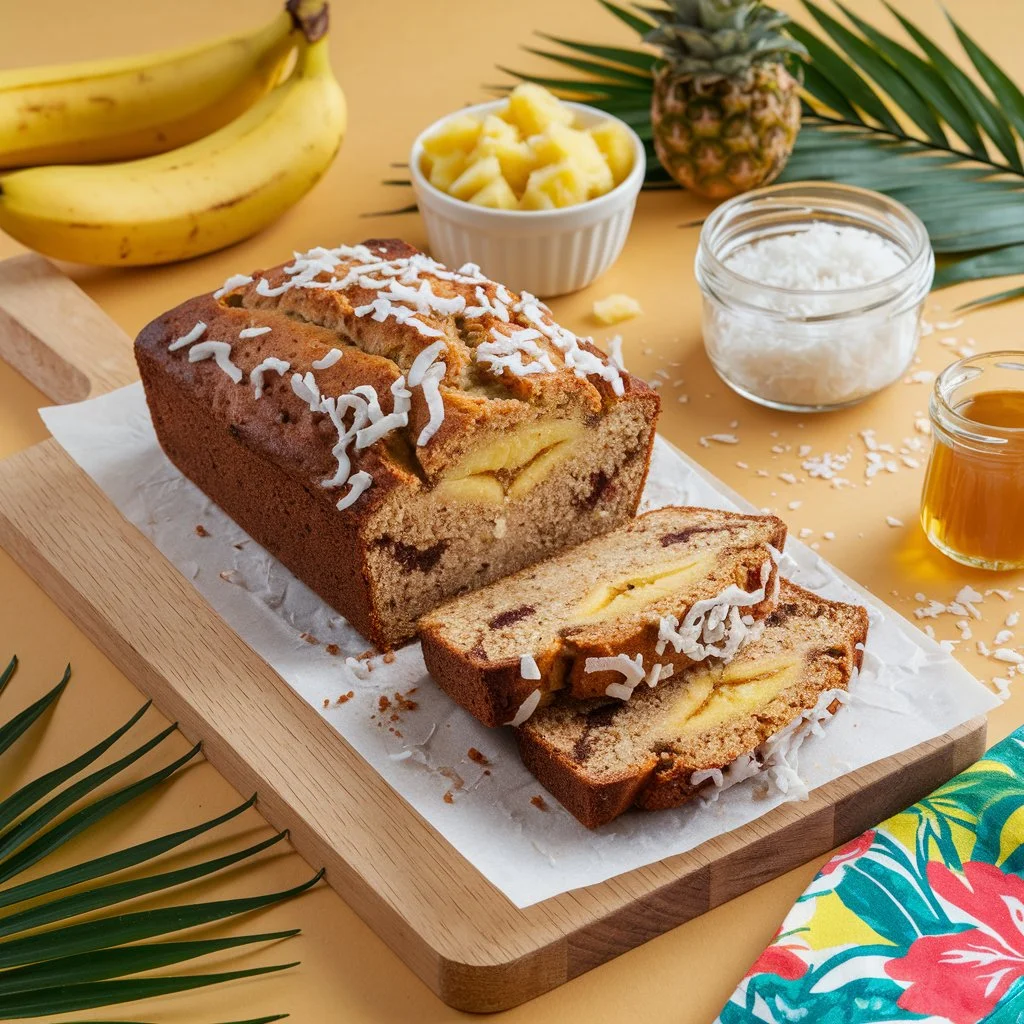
515, 579, 868, 828
419, 506, 786, 727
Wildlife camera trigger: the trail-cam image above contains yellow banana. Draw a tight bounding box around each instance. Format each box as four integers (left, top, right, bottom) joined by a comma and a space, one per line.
0, 2, 326, 169
0, 36, 346, 267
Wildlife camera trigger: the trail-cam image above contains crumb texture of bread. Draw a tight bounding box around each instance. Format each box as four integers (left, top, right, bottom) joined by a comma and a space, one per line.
135, 239, 659, 648
515, 580, 868, 828
419, 507, 786, 726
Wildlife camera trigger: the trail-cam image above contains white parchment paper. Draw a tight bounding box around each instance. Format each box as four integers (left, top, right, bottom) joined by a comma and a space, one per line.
41, 384, 997, 908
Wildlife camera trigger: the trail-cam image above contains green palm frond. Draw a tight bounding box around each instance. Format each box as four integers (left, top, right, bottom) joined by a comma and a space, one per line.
493, 1, 1024, 309
0, 656, 319, 1021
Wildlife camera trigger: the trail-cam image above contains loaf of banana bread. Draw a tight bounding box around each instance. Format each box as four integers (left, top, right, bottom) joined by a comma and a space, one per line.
516, 580, 868, 827
419, 507, 786, 727
135, 239, 659, 647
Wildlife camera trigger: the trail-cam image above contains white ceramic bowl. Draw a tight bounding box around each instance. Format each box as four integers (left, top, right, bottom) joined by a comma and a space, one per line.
410, 100, 646, 298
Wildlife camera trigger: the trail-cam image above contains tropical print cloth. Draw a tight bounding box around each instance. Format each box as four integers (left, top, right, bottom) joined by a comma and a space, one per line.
717, 728, 1024, 1024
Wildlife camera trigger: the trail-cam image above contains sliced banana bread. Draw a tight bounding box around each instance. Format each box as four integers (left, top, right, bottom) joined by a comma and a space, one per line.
136, 238, 659, 648
419, 507, 786, 727
515, 580, 868, 828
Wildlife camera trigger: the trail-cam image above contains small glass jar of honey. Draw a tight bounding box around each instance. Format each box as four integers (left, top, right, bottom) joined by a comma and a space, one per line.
921, 351, 1024, 570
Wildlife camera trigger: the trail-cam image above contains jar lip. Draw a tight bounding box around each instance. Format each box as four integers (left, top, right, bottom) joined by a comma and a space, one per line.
933, 349, 1024, 440
697, 181, 933, 301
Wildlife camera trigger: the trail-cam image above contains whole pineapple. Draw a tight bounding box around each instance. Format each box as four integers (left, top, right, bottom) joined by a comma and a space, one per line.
647, 0, 806, 199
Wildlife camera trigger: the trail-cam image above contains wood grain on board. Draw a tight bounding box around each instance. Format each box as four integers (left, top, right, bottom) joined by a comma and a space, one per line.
0, 254, 988, 1011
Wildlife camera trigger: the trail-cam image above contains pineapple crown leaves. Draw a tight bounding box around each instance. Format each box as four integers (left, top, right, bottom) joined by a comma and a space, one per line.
0, 654, 318, 1021
641, 1, 807, 77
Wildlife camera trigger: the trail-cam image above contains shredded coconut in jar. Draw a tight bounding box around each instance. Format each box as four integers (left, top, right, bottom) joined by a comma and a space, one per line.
703, 222, 920, 409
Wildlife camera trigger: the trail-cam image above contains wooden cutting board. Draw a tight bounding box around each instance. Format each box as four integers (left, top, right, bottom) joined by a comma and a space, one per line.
0, 253, 988, 1012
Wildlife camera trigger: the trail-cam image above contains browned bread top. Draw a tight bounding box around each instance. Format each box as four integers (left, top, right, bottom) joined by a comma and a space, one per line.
134, 238, 657, 520
515, 579, 868, 828
419, 507, 787, 727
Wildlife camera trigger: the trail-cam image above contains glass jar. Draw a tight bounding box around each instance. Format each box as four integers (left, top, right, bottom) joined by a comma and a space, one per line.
921, 352, 1024, 571
695, 182, 935, 412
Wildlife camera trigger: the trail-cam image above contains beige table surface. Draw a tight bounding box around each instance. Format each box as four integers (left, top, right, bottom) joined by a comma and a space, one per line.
1, 1, 1023, 1021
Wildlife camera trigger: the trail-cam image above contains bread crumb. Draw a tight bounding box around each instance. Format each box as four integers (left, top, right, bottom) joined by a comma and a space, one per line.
383, 651, 396, 664
530, 795, 549, 811
356, 648, 375, 661
335, 691, 354, 705
325, 643, 340, 656
467, 747, 490, 766
394, 691, 419, 712
443, 791, 454, 804
378, 695, 391, 712
322, 698, 329, 708
300, 632, 318, 645
195, 524, 209, 537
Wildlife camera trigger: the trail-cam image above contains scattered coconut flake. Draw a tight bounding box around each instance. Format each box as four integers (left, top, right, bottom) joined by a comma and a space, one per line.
798, 528, 813, 539
586, 654, 646, 699
993, 677, 1012, 701
1008, 611, 1021, 628
778, 472, 797, 485
905, 370, 935, 384
977, 640, 992, 657
704, 434, 739, 445
994, 649, 1024, 665
987, 588, 1014, 601
823, 531, 835, 541
788, 500, 802, 510
885, 516, 904, 528
994, 629, 1014, 646
239, 326, 272, 339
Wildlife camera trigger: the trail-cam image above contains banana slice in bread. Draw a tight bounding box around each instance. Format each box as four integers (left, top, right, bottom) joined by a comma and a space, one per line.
515, 580, 868, 828
418, 507, 787, 727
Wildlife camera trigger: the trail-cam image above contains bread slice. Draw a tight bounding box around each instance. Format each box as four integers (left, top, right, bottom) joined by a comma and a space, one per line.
514, 580, 868, 828
418, 507, 787, 727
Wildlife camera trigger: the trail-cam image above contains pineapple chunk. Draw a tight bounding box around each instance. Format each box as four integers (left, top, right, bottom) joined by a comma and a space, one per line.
503, 83, 574, 137
447, 155, 502, 201
422, 113, 482, 156
468, 176, 518, 210
529, 124, 613, 197
477, 113, 519, 149
520, 161, 589, 209
592, 293, 643, 325
469, 115, 538, 195
589, 119, 635, 185
427, 151, 468, 192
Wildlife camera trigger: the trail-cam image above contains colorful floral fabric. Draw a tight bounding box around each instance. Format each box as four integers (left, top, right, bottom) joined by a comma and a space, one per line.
718, 729, 1024, 1024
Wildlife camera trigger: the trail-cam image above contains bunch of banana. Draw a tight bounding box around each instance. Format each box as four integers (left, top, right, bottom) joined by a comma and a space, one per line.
0, 1, 345, 266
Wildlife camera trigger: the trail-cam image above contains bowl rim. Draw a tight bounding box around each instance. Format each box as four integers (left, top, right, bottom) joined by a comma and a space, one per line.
409, 98, 646, 220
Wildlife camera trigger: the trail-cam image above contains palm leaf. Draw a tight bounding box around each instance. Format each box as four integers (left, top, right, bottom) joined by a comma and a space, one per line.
497, 0, 1024, 308
0, 658, 316, 1020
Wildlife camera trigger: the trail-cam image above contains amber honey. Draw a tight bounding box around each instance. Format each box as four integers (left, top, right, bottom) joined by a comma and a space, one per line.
922, 355, 1024, 570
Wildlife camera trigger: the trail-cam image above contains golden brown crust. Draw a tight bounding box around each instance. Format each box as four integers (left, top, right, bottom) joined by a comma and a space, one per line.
418, 509, 786, 726
515, 581, 869, 828
135, 238, 658, 648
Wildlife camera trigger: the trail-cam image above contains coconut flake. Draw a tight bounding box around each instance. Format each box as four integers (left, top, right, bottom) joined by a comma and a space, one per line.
312, 348, 344, 370
188, 341, 242, 384
291, 371, 322, 412
239, 326, 272, 339
520, 655, 541, 680
506, 688, 542, 727
417, 364, 446, 446
336, 470, 372, 511
251, 357, 290, 399
213, 274, 253, 299
168, 321, 207, 352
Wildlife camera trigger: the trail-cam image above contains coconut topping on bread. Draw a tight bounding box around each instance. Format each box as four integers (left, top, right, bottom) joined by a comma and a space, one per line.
135, 238, 659, 647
